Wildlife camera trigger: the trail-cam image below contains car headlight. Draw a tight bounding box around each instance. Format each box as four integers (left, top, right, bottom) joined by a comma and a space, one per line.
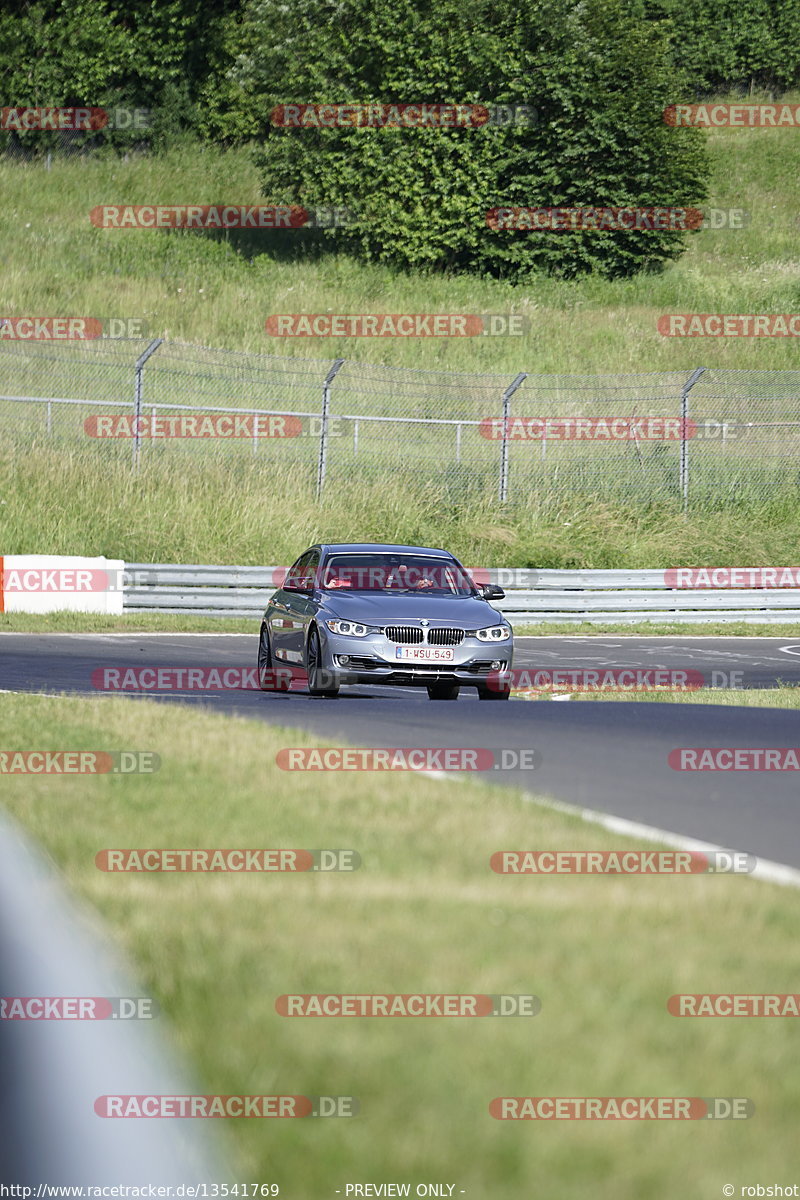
326, 619, 371, 637
475, 625, 512, 642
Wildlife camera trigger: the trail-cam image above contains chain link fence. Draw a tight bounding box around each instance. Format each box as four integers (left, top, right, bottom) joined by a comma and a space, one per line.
2, 337, 799, 506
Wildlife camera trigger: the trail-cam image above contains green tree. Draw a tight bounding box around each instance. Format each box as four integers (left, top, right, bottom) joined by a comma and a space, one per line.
242, 0, 709, 280
0, 0, 247, 152
645, 0, 800, 93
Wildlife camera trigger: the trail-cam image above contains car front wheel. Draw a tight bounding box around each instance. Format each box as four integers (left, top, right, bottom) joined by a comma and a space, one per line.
257, 623, 275, 691
477, 684, 511, 700
306, 627, 340, 697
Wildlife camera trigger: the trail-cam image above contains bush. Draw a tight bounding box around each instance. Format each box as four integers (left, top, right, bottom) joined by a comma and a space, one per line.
244, 0, 709, 280
645, 0, 800, 94
0, 0, 245, 155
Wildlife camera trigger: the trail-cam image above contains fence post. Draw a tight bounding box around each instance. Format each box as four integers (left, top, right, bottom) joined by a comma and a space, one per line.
680, 367, 706, 513
132, 339, 163, 471
499, 373, 527, 502
317, 358, 345, 498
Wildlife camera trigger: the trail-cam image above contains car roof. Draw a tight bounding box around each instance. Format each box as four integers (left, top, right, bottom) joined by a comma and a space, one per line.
312, 543, 453, 557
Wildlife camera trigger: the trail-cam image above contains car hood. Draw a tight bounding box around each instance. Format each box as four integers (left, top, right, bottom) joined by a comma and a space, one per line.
319, 591, 504, 627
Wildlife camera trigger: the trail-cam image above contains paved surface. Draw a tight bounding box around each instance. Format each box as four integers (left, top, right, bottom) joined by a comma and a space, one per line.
2, 634, 799, 867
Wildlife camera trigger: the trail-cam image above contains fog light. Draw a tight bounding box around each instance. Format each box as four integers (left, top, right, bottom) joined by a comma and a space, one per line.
491, 660, 502, 670
338, 655, 350, 665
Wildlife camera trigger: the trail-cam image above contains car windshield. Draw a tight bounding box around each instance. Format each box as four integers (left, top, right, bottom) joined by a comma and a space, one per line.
321, 554, 476, 595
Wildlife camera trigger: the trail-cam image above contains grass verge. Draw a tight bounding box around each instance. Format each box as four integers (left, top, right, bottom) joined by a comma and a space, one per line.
0, 612, 257, 633
1, 97, 799, 373
0, 692, 797, 1197
2, 612, 799, 637
3, 446, 800, 568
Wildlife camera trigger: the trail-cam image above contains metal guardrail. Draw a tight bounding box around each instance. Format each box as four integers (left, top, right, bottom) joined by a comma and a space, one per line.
0, 810, 228, 1185
123, 564, 800, 624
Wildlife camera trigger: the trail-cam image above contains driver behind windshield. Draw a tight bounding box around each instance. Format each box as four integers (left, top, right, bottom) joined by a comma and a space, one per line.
322, 557, 472, 594
386, 564, 435, 589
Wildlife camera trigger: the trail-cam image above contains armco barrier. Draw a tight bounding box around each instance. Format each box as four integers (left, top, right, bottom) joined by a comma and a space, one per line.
0, 554, 124, 614
0, 810, 227, 1185
122, 564, 800, 625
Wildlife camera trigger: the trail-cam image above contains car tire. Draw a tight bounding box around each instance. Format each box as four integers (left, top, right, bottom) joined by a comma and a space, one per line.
257, 623, 276, 691
477, 685, 511, 700
307, 626, 340, 697
426, 684, 460, 700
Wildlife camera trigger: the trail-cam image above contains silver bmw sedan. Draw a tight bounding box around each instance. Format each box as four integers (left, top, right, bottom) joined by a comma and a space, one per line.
257, 542, 513, 699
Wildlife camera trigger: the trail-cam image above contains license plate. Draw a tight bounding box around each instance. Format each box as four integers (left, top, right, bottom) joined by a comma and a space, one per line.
395, 646, 454, 662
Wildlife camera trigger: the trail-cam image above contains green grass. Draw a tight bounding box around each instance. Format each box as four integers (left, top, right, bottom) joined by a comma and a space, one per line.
0, 612, 257, 633
1, 691, 799, 1197
3, 445, 800, 568
3, 613, 800, 637
1, 96, 799, 373
2, 102, 800, 562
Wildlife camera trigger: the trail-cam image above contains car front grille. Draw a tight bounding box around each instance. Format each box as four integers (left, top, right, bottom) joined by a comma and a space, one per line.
383, 626, 465, 645
384, 626, 424, 644
427, 627, 464, 646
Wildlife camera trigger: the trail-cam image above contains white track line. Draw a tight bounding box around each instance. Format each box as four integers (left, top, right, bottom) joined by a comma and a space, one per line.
422, 770, 800, 890
3, 664, 798, 888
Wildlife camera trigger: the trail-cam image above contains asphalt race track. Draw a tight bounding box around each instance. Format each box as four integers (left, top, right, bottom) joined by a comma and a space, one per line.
2, 633, 800, 869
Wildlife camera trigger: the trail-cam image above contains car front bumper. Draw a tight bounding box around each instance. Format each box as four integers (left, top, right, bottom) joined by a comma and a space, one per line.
319, 627, 513, 688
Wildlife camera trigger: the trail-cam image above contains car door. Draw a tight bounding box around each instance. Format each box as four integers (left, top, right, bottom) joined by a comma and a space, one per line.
268, 551, 311, 663
292, 549, 321, 664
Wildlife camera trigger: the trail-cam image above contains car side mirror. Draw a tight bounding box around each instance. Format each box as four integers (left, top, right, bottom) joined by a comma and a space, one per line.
283, 580, 313, 594
481, 583, 505, 600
